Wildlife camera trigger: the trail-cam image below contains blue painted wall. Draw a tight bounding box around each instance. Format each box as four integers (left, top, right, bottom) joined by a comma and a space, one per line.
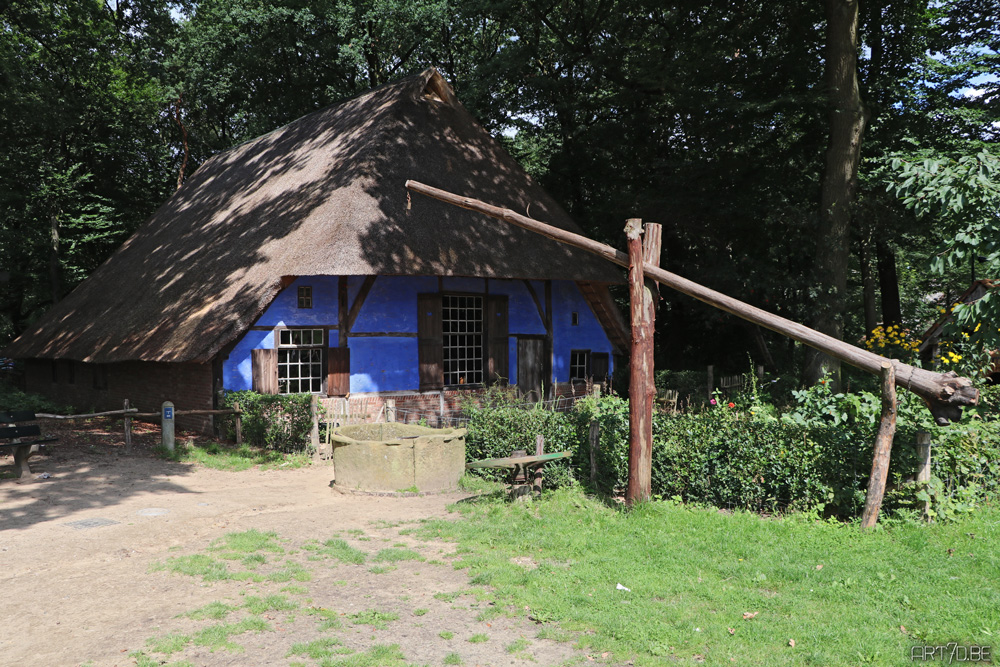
222, 275, 613, 393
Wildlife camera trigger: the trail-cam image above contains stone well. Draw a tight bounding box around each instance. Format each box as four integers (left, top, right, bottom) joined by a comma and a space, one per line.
329, 423, 466, 493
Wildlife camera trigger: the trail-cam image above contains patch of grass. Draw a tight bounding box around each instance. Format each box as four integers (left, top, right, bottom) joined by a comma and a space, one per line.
413, 608, 428, 616
372, 548, 424, 563
348, 609, 400, 630
155, 552, 308, 583
183, 601, 237, 620
266, 560, 312, 582
433, 591, 460, 603
165, 441, 311, 471
317, 643, 409, 667
458, 474, 506, 494
420, 487, 1000, 667
146, 632, 191, 655
243, 594, 298, 614
506, 639, 530, 653
191, 617, 271, 652
211, 529, 284, 555
368, 564, 397, 574
130, 652, 194, 667
346, 528, 366, 537
287, 638, 353, 660
396, 485, 420, 493
439, 631, 454, 640
281, 585, 310, 595
467, 634, 489, 644
303, 538, 367, 565
306, 606, 344, 630
443, 652, 463, 665
535, 627, 575, 643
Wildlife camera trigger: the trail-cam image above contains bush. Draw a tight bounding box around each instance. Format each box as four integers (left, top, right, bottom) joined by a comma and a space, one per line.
0, 381, 71, 414
220, 391, 313, 453
463, 387, 578, 486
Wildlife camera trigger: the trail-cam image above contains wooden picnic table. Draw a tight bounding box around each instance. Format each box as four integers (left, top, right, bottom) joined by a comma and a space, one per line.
466, 451, 573, 497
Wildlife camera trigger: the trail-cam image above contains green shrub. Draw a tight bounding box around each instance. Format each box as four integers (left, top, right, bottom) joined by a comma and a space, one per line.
0, 381, 71, 414
221, 390, 312, 452
463, 387, 578, 486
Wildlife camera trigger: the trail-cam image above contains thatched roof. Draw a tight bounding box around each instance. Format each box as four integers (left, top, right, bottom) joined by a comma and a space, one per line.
5, 69, 625, 364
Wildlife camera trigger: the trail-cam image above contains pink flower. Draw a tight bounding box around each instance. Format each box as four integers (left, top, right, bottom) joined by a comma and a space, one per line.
710, 399, 717, 405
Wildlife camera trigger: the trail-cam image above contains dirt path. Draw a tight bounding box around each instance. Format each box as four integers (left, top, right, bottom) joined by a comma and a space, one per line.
1, 437, 588, 667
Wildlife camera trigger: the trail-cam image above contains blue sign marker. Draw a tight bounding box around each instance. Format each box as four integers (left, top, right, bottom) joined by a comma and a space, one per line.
163, 406, 173, 420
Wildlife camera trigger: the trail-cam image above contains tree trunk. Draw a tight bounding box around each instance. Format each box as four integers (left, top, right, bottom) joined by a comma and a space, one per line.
876, 240, 902, 327
806, 0, 869, 387
49, 212, 61, 304
860, 240, 878, 334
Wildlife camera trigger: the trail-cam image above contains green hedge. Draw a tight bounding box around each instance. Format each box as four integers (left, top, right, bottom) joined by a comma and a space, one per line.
221, 390, 313, 453
464, 386, 1000, 519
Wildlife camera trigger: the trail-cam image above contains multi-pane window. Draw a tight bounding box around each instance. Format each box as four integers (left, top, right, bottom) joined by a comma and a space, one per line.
442, 294, 483, 386
570, 350, 590, 381
297, 286, 313, 309
277, 328, 324, 394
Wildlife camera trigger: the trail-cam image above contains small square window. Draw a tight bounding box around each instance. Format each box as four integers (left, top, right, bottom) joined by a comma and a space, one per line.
571, 312, 579, 326
297, 286, 313, 309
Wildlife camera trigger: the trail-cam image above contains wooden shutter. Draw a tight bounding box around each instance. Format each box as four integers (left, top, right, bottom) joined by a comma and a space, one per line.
327, 347, 350, 396
487, 295, 509, 384
417, 293, 443, 390
251, 348, 278, 394
591, 353, 610, 383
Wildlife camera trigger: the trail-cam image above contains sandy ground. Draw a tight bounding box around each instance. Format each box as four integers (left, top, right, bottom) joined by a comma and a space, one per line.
0, 427, 592, 667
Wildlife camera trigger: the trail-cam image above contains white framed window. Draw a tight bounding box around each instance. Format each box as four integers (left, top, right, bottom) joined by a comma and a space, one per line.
570, 349, 590, 381
442, 294, 484, 386
277, 328, 324, 394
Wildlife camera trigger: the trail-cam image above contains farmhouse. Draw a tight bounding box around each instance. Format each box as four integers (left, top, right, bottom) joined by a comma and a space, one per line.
4, 69, 627, 432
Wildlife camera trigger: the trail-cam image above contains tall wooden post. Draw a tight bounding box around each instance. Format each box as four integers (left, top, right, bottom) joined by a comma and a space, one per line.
861, 361, 897, 529
123, 399, 132, 454
915, 431, 932, 520
625, 219, 659, 505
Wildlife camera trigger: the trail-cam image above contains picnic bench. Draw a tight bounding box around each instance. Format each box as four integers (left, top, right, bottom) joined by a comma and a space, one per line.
1, 411, 58, 480
466, 450, 573, 498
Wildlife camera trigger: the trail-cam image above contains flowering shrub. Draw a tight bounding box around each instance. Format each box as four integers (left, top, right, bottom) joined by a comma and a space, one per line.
861, 324, 920, 362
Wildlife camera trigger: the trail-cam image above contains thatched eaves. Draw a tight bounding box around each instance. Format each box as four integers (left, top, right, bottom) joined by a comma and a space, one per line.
5, 69, 624, 364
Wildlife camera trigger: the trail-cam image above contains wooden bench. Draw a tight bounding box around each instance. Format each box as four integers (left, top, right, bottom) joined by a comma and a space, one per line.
466, 450, 573, 498
1, 411, 58, 480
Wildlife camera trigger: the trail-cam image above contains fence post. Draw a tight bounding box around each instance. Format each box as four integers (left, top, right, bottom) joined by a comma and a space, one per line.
310, 394, 320, 451
234, 401, 242, 445
161, 401, 175, 453
533, 434, 545, 496
123, 399, 132, 455
707, 364, 714, 399
916, 431, 932, 520
386, 398, 396, 423
861, 362, 897, 530
589, 419, 600, 487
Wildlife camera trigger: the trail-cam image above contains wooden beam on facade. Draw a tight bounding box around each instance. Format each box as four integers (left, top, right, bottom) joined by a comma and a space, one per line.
338, 276, 348, 347
404, 180, 979, 424
347, 275, 378, 332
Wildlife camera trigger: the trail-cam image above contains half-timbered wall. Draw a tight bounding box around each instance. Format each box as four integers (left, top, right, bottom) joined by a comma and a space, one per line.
222, 275, 614, 395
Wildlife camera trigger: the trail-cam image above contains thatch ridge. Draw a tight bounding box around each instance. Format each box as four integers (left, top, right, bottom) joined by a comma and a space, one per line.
5, 69, 623, 364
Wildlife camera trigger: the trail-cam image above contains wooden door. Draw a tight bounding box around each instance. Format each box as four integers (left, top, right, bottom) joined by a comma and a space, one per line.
517, 337, 545, 402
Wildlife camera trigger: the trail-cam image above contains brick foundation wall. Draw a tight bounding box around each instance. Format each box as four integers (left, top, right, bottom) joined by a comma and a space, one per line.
318, 382, 596, 428
23, 359, 215, 433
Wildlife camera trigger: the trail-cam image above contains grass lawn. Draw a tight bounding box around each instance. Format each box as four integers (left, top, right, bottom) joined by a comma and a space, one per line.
419, 488, 999, 666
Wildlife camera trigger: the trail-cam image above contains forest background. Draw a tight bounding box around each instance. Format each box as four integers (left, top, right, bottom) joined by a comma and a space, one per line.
1, 0, 998, 386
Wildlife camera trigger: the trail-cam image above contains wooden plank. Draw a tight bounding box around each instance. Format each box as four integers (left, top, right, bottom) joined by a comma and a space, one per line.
487, 294, 509, 384
465, 451, 572, 470
327, 347, 350, 397
404, 180, 979, 424
347, 275, 377, 333
251, 348, 278, 394
417, 293, 444, 390
0, 411, 37, 423
861, 362, 897, 529
338, 276, 349, 347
